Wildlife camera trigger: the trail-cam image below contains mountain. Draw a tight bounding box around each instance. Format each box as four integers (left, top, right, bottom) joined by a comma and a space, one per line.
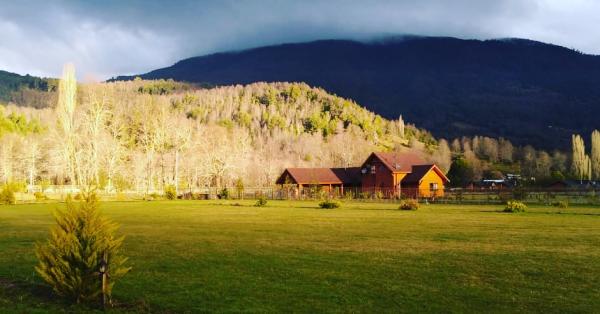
114, 36, 600, 149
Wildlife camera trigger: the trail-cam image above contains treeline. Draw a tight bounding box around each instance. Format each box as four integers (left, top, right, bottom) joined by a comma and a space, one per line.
0, 70, 57, 106
0, 65, 595, 193
0, 65, 440, 192
446, 132, 600, 187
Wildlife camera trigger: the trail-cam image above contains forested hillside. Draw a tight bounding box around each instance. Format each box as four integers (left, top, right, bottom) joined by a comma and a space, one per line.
1, 67, 448, 191
0, 70, 55, 108
3, 65, 597, 194
115, 36, 600, 149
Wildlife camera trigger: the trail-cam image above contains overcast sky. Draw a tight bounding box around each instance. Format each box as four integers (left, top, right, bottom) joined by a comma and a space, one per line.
1, 0, 598, 80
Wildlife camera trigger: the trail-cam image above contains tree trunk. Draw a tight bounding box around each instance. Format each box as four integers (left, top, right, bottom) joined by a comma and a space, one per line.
174, 150, 179, 195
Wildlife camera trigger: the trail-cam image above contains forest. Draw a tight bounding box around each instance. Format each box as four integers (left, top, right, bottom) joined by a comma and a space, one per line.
117, 37, 600, 149
0, 64, 599, 195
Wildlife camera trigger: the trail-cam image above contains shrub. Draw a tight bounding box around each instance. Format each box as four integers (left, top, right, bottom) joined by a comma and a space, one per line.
319, 200, 341, 209
399, 199, 419, 210
0, 184, 16, 205
164, 185, 176, 200
34, 192, 48, 201
255, 196, 268, 207
552, 200, 569, 208
147, 192, 160, 201
218, 188, 230, 199
504, 200, 527, 213
35, 193, 130, 305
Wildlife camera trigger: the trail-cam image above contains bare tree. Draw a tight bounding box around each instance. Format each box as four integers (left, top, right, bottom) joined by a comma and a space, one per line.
23, 136, 41, 191
431, 139, 452, 172
498, 138, 514, 163
55, 64, 79, 185
170, 115, 192, 195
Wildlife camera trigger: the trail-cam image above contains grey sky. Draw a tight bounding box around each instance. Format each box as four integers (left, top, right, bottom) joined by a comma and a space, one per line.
1, 0, 598, 79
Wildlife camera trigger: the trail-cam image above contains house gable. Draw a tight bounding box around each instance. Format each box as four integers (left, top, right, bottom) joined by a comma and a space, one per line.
402, 165, 449, 185
360, 152, 426, 173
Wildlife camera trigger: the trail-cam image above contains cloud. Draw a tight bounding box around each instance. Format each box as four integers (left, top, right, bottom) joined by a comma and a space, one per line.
0, 0, 596, 79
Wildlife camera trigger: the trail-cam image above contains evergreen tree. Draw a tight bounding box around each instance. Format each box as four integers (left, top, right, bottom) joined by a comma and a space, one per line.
446, 157, 474, 187
35, 193, 130, 305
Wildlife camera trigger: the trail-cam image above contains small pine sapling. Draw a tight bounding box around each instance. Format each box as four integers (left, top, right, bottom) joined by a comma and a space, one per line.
35, 193, 130, 306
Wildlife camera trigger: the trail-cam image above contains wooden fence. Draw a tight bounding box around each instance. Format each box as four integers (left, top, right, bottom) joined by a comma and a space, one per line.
13, 185, 600, 205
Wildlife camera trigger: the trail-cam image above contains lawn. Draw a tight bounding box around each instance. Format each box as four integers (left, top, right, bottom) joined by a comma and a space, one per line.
0, 200, 599, 313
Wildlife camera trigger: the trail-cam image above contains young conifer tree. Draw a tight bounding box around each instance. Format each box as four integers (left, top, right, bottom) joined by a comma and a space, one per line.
35, 193, 130, 305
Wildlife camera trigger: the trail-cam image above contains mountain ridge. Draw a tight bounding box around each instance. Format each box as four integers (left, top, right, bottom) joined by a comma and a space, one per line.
114, 36, 600, 149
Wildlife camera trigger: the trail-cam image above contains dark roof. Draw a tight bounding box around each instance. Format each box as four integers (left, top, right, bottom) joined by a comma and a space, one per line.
331, 167, 362, 185
365, 152, 426, 172
276, 167, 361, 185
402, 165, 450, 184
549, 180, 599, 188
469, 180, 514, 188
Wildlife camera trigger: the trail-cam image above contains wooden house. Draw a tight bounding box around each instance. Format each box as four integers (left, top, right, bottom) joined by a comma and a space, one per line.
359, 152, 449, 198
276, 152, 449, 198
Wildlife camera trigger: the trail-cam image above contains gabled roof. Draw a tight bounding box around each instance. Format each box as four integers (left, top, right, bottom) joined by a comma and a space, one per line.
550, 180, 599, 187
331, 167, 362, 185
276, 167, 361, 185
402, 164, 450, 184
362, 152, 426, 173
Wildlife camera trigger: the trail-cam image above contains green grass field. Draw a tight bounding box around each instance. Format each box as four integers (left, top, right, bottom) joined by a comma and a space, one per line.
1, 200, 599, 313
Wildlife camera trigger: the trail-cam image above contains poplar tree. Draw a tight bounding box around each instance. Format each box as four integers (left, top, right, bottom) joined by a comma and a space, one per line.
35, 193, 130, 305
56, 64, 78, 184
397, 115, 405, 139
585, 155, 592, 180
571, 134, 589, 181
591, 130, 600, 180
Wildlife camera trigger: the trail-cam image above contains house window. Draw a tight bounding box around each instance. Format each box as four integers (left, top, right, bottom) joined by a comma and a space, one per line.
370, 165, 376, 174
430, 183, 438, 191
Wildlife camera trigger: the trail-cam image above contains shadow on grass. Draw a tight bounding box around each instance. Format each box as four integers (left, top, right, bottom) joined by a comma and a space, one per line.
0, 277, 54, 302
478, 210, 600, 216
0, 276, 159, 313
540, 211, 600, 216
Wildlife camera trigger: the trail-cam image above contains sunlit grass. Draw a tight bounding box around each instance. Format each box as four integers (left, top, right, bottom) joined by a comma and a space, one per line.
1, 200, 599, 312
